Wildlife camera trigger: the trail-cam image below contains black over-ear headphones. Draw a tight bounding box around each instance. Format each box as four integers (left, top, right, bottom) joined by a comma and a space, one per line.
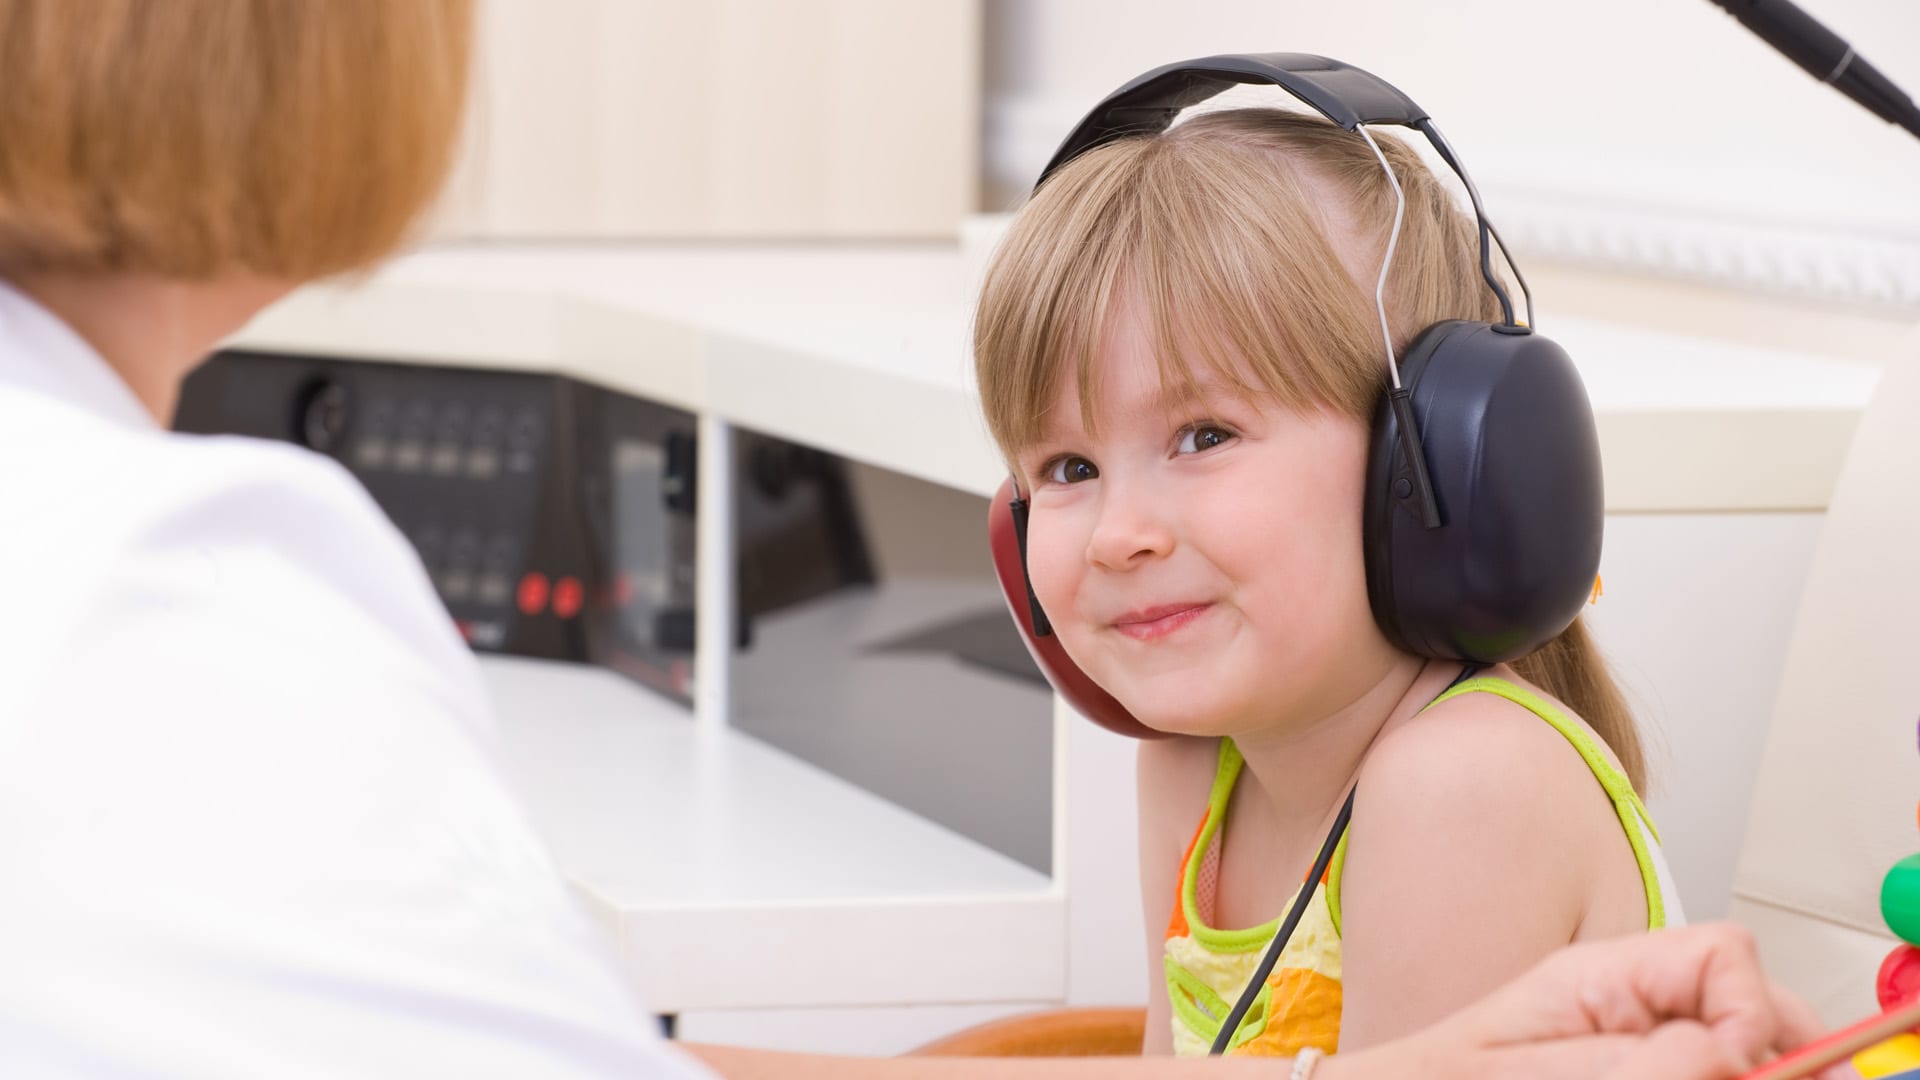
986, 53, 1603, 737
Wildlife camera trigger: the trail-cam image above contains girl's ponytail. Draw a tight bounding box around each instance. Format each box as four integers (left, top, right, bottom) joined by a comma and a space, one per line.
1508, 617, 1646, 792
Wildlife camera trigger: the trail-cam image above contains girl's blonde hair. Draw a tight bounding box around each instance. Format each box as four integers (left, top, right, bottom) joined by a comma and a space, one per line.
0, 0, 474, 280
974, 108, 1646, 791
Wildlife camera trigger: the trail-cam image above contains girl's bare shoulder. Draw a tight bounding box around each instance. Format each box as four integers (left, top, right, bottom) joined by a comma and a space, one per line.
1352, 670, 1633, 893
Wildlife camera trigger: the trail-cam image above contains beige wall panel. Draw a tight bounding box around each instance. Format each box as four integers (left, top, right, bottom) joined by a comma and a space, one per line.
441, 0, 979, 239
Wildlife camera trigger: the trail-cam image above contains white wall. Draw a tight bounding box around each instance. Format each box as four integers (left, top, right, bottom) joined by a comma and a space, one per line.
1593, 513, 1827, 922
984, 0, 1920, 219
983, 0, 1920, 311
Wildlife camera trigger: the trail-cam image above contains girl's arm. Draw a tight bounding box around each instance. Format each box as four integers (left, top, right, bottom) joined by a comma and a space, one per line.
1135, 736, 1218, 1056
1334, 691, 1639, 1052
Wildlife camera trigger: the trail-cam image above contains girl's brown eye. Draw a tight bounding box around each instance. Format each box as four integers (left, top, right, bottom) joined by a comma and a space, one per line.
1048, 456, 1098, 484
1178, 425, 1236, 454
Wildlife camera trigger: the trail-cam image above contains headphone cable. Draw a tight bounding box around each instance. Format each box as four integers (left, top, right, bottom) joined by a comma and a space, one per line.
1206, 787, 1356, 1056
1205, 664, 1481, 1056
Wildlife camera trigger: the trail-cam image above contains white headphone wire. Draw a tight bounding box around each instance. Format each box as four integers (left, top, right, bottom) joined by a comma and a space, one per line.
1355, 126, 1408, 392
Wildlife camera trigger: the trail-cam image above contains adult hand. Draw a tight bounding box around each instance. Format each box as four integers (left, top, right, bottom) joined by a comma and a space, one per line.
1331, 923, 1839, 1080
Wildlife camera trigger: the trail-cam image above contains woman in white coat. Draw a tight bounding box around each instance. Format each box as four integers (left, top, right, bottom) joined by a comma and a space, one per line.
0, 2, 1833, 1077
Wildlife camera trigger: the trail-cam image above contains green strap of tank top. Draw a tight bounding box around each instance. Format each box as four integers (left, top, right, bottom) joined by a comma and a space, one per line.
1321, 675, 1666, 934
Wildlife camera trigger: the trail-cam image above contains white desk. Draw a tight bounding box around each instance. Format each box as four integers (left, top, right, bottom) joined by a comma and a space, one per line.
481, 655, 1058, 1014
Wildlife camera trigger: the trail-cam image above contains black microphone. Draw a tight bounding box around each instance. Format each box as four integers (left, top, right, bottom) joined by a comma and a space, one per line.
1707, 0, 1920, 141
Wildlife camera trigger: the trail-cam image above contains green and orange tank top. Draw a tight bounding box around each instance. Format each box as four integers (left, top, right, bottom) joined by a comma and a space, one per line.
1162, 675, 1683, 1058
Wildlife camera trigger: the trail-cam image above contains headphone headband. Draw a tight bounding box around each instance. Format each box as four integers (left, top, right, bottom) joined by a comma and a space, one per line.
1035, 51, 1530, 330
1038, 53, 1430, 186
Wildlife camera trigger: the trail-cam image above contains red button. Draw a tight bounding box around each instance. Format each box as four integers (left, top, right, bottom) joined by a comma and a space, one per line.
516, 572, 550, 616
552, 576, 584, 620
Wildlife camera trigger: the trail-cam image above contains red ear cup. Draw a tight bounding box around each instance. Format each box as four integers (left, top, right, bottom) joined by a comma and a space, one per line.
988, 477, 1166, 739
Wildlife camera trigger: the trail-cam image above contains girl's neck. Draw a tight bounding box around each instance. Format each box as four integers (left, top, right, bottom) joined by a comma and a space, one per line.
1228, 656, 1464, 834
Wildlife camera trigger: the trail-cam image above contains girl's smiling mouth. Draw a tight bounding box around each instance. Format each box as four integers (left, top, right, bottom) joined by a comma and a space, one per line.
1111, 602, 1214, 642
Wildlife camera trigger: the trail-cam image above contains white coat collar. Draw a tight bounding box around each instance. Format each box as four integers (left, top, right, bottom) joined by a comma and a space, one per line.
0, 277, 157, 431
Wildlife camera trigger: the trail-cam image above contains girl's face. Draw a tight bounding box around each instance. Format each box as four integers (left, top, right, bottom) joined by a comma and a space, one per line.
1016, 302, 1400, 738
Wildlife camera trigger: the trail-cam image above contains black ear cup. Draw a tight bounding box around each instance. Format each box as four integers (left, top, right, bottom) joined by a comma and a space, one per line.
1364, 321, 1604, 663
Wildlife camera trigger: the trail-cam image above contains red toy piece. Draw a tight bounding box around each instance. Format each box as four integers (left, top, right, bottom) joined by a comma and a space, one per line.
1888, 945, 1920, 1013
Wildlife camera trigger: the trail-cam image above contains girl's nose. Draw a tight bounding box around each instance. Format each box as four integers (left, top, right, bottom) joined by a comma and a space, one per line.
1086, 478, 1174, 570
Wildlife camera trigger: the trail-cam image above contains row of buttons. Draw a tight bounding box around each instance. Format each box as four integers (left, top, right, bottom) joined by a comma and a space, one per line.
350, 400, 544, 477
412, 527, 524, 611
355, 440, 524, 479
407, 521, 598, 622
361, 400, 544, 449
441, 569, 512, 606
515, 573, 585, 619
434, 567, 585, 619
504, 571, 656, 620
414, 529, 519, 575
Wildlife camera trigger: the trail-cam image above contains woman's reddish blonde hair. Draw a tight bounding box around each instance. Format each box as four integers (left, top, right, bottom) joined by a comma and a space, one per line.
0, 0, 474, 279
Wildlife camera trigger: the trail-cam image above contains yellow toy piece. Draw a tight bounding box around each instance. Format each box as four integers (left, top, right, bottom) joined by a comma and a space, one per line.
1855, 1033, 1920, 1077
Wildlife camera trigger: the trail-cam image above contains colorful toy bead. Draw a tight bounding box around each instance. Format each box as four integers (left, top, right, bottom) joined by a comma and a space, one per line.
1884, 855, 1920, 946
1858, 721, 1920, 1078
1882, 946, 1920, 1011
1854, 1033, 1920, 1078
1858, 1066, 1920, 1080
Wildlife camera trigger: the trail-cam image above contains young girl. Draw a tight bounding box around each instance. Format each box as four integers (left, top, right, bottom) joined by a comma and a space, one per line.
973, 107, 1682, 1059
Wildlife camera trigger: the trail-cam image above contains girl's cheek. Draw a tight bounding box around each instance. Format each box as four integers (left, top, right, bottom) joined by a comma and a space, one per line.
1029, 555, 1072, 620
1025, 526, 1081, 621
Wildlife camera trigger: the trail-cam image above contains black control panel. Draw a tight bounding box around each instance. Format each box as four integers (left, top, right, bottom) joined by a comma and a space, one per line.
176, 350, 872, 704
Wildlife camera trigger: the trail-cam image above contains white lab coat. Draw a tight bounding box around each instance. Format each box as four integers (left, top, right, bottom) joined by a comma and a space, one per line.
0, 280, 711, 1078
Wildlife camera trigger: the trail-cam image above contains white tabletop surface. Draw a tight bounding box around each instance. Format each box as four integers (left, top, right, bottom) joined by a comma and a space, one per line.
480, 655, 1061, 1013
229, 242, 1881, 510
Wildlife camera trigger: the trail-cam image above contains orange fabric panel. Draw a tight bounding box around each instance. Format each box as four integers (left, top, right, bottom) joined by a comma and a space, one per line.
1237, 968, 1342, 1058
1166, 814, 1209, 940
